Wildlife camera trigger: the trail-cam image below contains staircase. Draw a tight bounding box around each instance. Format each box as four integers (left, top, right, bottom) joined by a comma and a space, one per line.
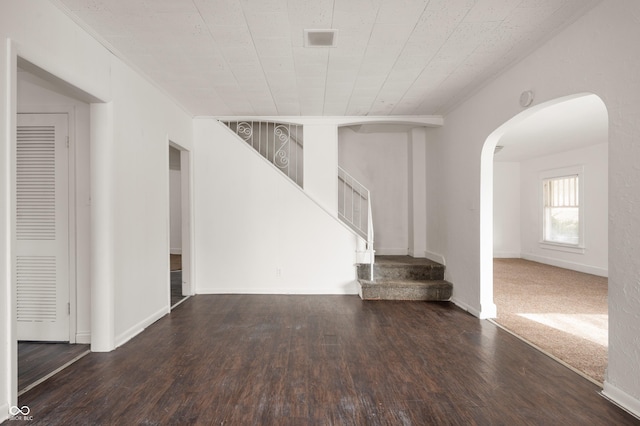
222, 120, 375, 266
221, 120, 452, 299
357, 255, 452, 301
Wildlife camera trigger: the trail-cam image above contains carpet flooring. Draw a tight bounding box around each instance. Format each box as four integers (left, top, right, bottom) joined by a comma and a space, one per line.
493, 258, 607, 384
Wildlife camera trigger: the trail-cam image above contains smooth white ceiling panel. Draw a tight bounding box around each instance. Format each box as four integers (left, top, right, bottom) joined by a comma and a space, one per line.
54, 0, 600, 117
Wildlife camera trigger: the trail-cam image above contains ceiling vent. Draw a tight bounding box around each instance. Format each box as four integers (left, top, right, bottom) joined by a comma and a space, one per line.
304, 29, 338, 47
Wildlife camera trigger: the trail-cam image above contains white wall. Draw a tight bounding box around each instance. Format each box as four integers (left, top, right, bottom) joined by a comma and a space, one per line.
493, 162, 521, 258
1, 1, 194, 417
304, 124, 338, 213
520, 144, 608, 276
428, 0, 640, 413
109, 59, 193, 346
494, 144, 608, 276
338, 127, 409, 255
194, 119, 360, 294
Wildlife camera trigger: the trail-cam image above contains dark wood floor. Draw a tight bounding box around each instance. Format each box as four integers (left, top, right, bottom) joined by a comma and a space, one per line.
11, 295, 639, 425
18, 342, 89, 394
171, 270, 185, 307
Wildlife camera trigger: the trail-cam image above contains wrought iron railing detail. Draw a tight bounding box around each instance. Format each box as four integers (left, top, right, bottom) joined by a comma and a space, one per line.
223, 121, 303, 187
338, 166, 374, 267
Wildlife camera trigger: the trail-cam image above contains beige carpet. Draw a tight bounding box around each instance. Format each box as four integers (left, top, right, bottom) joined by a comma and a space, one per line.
493, 258, 607, 384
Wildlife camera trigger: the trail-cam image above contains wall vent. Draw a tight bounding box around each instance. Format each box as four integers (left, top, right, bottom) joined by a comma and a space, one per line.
304, 29, 338, 47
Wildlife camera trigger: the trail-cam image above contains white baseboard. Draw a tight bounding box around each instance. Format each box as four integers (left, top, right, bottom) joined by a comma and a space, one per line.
115, 306, 168, 348
197, 287, 360, 295
521, 252, 608, 277
170, 248, 182, 255
451, 298, 497, 319
197, 281, 359, 295
493, 252, 521, 258
75, 332, 91, 345
451, 298, 480, 318
424, 250, 445, 265
376, 248, 408, 256
602, 381, 640, 419
479, 302, 497, 319
407, 249, 427, 258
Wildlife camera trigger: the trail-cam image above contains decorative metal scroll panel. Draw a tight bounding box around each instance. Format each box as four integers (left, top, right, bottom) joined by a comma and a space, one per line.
223, 121, 303, 187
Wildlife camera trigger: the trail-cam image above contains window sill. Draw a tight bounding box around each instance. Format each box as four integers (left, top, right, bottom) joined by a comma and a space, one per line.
539, 241, 585, 254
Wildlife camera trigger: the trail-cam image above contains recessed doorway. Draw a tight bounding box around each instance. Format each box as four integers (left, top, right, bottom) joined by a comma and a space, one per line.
15, 62, 94, 394
169, 143, 192, 309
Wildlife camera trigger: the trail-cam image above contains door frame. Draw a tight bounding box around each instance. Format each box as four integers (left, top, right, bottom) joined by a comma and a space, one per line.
5, 48, 108, 411
17, 107, 77, 343
168, 139, 194, 306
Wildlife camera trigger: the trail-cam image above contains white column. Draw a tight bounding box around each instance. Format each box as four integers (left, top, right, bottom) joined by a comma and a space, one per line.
409, 128, 427, 257
303, 124, 338, 214
90, 102, 115, 352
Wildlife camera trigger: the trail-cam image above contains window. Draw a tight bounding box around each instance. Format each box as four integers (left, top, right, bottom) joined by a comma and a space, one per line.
543, 174, 580, 246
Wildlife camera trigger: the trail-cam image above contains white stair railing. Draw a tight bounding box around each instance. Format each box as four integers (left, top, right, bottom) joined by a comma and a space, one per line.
223, 121, 303, 187
338, 166, 375, 270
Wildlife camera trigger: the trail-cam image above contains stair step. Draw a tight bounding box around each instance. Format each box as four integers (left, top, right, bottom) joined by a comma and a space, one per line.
359, 279, 452, 301
357, 261, 444, 281
357, 256, 451, 301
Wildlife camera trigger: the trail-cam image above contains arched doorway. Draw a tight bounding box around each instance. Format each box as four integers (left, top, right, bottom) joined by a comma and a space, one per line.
480, 93, 609, 382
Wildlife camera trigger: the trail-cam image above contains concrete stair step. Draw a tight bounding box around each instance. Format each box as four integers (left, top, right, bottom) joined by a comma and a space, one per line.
359, 279, 452, 301
357, 261, 444, 281
358, 256, 444, 280
357, 256, 451, 301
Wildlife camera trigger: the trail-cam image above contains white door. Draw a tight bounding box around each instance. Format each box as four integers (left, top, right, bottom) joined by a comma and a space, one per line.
15, 113, 70, 341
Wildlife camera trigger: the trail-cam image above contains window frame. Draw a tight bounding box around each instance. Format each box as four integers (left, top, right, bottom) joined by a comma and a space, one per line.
539, 166, 585, 254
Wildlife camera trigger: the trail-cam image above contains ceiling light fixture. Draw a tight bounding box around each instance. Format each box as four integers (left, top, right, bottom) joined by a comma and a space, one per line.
304, 29, 338, 47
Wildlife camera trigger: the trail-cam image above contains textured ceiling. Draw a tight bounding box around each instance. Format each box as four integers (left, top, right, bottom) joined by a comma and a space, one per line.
53, 0, 599, 117
495, 94, 608, 162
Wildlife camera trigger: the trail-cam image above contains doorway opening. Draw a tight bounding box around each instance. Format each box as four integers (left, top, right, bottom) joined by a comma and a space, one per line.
14, 61, 94, 395
169, 142, 192, 309
482, 93, 609, 384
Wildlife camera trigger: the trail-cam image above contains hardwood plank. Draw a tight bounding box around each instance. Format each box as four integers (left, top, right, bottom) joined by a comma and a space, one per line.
170, 270, 185, 307
18, 342, 89, 393
11, 295, 639, 425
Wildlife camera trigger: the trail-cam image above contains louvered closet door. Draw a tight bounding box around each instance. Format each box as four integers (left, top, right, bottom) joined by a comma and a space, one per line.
16, 113, 69, 341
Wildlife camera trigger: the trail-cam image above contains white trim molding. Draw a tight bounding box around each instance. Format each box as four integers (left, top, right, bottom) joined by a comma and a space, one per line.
521, 252, 608, 277
452, 298, 497, 319
493, 252, 521, 259
452, 298, 481, 318
208, 115, 444, 128
75, 332, 91, 345
424, 250, 446, 265
115, 306, 167, 348
602, 381, 640, 419
375, 248, 408, 256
